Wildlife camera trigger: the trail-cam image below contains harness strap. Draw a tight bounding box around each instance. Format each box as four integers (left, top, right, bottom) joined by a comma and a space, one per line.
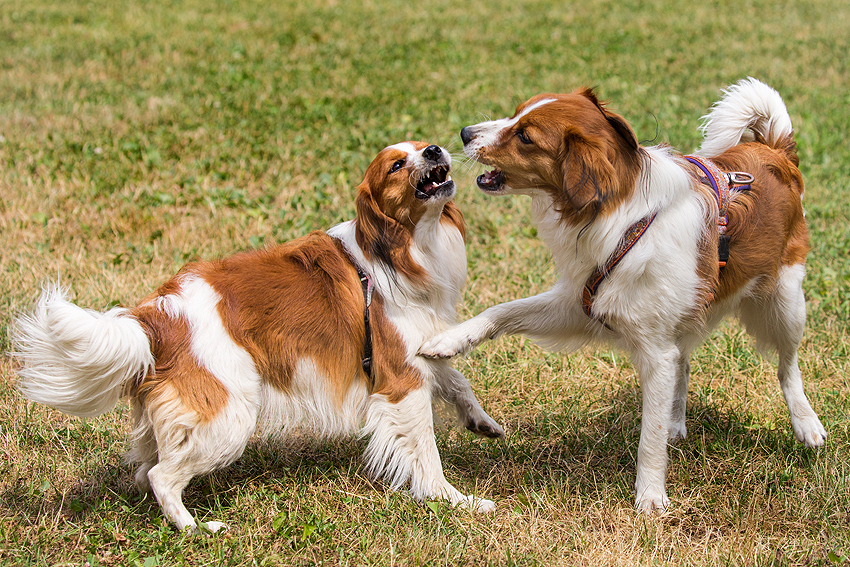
581, 211, 657, 328
683, 155, 753, 268
358, 266, 374, 380
332, 237, 375, 385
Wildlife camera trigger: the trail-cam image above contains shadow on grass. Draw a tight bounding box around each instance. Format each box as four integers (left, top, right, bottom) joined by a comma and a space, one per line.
2, 388, 822, 527
1, 435, 370, 527
439, 385, 823, 503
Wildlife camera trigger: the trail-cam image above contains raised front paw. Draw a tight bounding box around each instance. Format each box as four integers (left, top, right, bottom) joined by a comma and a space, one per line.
668, 419, 687, 444
419, 329, 477, 359
466, 414, 505, 439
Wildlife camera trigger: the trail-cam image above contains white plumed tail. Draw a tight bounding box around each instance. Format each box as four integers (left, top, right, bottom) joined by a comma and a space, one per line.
12, 286, 154, 417
697, 77, 794, 157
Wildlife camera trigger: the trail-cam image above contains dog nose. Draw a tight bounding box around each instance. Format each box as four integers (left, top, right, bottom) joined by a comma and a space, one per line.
422, 145, 442, 162
460, 126, 474, 145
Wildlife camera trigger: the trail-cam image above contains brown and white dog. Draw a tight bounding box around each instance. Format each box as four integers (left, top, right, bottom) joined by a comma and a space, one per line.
420, 79, 827, 512
14, 142, 503, 532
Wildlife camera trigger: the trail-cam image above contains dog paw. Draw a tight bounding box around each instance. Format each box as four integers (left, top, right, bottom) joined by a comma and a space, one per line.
419, 332, 475, 359
419, 319, 484, 359
458, 495, 496, 513
668, 421, 687, 444
635, 487, 669, 514
472, 497, 496, 513
466, 416, 505, 439
792, 413, 827, 448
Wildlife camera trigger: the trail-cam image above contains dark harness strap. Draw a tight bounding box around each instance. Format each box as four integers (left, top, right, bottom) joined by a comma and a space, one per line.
683, 154, 753, 268
332, 237, 375, 384
581, 211, 657, 328
356, 265, 374, 380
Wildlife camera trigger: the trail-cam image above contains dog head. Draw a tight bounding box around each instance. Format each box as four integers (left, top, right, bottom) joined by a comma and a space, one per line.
461, 89, 643, 224
355, 142, 463, 279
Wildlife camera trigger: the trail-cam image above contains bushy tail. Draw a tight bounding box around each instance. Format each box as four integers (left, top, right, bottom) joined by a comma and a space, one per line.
697, 77, 795, 158
12, 286, 154, 417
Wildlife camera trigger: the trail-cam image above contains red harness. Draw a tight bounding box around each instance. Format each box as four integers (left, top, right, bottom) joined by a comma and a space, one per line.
581, 155, 754, 328
683, 154, 753, 268
581, 212, 657, 328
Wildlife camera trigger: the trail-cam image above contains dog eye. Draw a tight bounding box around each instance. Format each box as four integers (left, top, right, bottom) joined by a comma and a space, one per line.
516, 129, 533, 145
389, 159, 405, 173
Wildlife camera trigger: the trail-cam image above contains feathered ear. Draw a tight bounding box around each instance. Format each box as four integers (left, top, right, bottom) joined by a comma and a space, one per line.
579, 87, 640, 152
555, 88, 642, 223
354, 183, 426, 280
558, 136, 617, 223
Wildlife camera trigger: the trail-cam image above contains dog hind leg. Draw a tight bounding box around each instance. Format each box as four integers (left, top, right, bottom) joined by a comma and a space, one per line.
126, 399, 158, 494
738, 264, 826, 447
145, 391, 256, 533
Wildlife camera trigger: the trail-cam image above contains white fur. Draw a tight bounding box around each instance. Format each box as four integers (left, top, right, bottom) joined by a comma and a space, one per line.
14, 143, 501, 533
462, 98, 556, 164
13, 285, 154, 417
697, 77, 794, 158
421, 79, 826, 513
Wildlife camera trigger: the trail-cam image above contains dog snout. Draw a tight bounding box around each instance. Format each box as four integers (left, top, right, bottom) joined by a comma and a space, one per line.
422, 145, 442, 163
460, 126, 474, 146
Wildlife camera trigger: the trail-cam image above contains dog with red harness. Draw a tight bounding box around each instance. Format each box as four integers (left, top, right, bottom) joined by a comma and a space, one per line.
421, 78, 827, 512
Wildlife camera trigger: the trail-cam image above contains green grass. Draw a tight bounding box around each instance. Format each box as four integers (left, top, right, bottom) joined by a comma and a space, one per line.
2, 0, 849, 565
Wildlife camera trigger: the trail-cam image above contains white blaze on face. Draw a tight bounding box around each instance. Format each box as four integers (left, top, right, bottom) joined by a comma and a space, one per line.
385, 142, 418, 155
463, 98, 556, 159
385, 142, 451, 175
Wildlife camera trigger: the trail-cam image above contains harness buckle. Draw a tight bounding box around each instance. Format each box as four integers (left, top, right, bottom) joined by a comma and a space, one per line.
727, 172, 754, 185
718, 234, 730, 268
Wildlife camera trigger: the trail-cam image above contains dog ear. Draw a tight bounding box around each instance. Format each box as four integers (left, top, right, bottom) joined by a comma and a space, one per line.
354, 183, 426, 280
578, 87, 640, 154
558, 136, 617, 222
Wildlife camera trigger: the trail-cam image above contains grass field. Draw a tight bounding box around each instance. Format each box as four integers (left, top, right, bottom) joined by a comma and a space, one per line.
1, 0, 849, 565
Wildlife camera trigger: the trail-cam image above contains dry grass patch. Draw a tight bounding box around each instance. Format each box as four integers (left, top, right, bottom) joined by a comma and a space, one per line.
2, 0, 850, 565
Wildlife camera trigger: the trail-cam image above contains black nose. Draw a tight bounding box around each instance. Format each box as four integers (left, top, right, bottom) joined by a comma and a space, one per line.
422, 145, 442, 162
460, 126, 474, 145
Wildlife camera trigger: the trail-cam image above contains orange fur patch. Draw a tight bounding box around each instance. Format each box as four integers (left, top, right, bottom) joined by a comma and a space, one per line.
197, 232, 367, 401
131, 304, 230, 423
702, 141, 809, 302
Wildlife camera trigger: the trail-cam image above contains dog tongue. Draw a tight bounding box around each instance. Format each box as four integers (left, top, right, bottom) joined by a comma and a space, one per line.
477, 168, 504, 190
481, 169, 501, 182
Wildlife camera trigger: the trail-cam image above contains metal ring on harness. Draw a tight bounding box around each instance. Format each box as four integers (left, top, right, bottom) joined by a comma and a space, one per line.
727, 172, 755, 185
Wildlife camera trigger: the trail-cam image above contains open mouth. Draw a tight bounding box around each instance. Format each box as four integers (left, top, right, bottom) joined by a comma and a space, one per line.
415, 164, 454, 200
476, 168, 505, 192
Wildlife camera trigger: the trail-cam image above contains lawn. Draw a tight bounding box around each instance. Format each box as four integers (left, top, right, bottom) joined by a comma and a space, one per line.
1, 0, 849, 565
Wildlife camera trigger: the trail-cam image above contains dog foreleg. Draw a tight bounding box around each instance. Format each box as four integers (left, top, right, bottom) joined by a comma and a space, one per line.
433, 365, 504, 439
362, 387, 495, 512
420, 289, 583, 359
630, 342, 679, 513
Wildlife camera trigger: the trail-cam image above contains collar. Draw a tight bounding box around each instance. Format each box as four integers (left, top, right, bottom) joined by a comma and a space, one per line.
582, 211, 657, 329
